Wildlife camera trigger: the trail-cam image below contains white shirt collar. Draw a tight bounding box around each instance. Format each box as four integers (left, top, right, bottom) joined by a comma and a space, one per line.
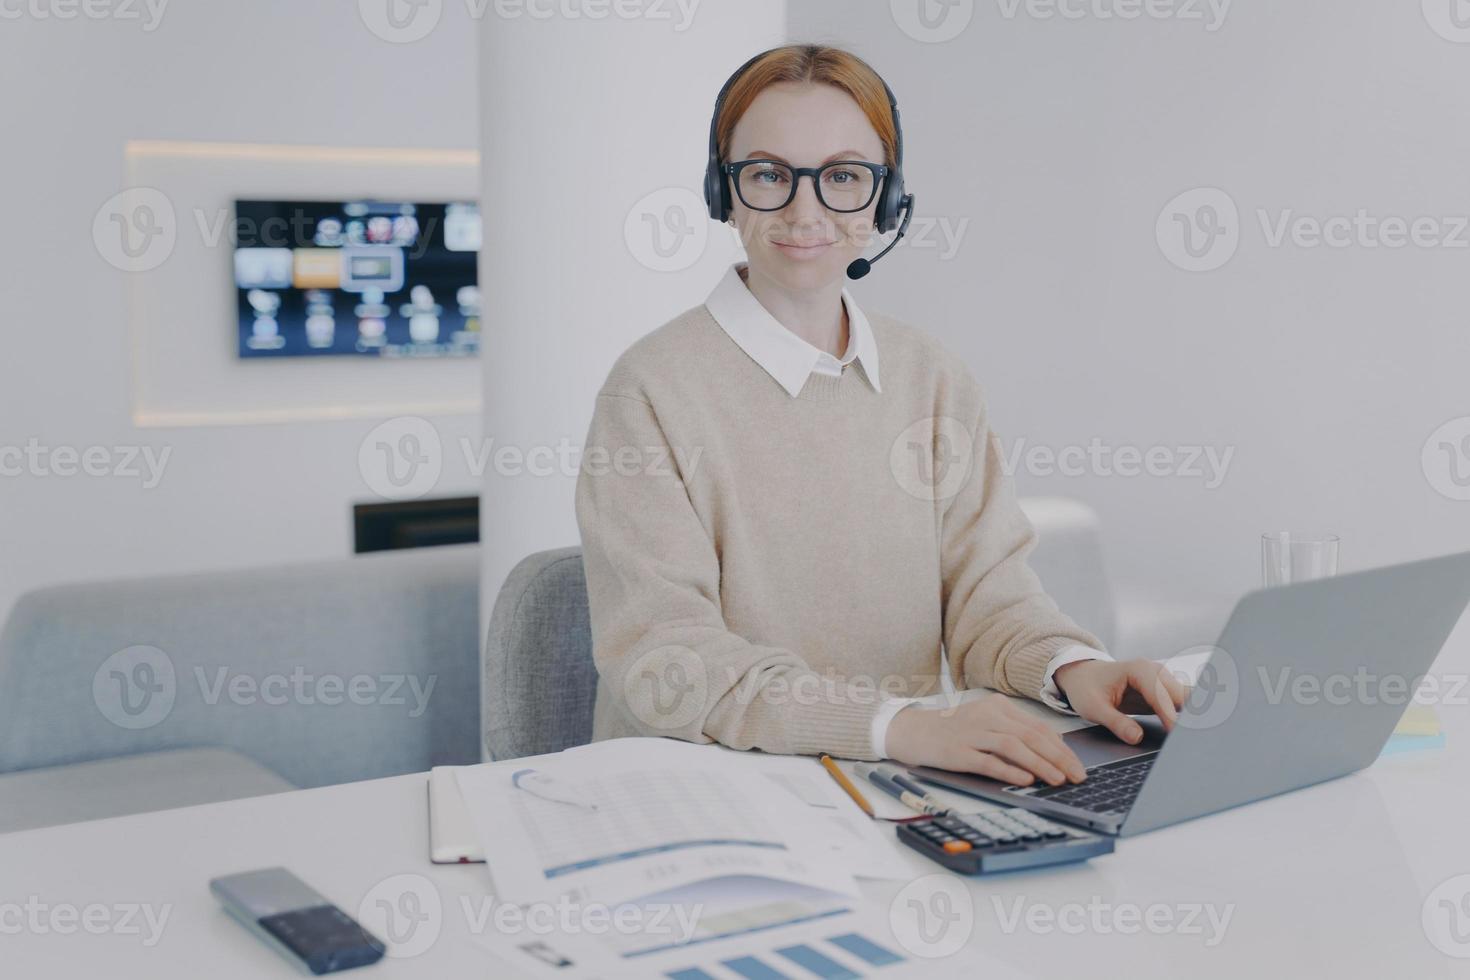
704, 262, 882, 398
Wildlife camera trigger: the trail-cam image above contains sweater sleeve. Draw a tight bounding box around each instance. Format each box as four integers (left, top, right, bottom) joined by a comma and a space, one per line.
575, 391, 885, 761
938, 401, 1106, 701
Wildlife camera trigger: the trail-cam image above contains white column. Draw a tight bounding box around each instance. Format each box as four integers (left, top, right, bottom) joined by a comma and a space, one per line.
477, 7, 788, 629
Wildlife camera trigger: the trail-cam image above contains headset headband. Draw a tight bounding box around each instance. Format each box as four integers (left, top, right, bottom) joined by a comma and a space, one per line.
706, 48, 903, 175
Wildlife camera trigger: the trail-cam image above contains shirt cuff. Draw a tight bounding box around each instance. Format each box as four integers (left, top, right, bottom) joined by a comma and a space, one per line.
869, 696, 920, 759
1039, 644, 1114, 714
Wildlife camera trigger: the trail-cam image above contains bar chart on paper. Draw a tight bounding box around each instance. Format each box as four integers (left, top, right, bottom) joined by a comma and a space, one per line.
663, 930, 907, 979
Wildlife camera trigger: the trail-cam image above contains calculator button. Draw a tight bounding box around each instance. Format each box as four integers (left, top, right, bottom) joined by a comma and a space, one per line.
942, 840, 972, 853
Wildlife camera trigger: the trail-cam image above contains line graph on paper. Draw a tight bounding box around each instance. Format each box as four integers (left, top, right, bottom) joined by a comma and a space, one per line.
510, 768, 785, 877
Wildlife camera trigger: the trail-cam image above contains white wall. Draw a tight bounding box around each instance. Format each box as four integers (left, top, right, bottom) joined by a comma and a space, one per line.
476, 0, 789, 612
787, 0, 1470, 617
0, 2, 480, 624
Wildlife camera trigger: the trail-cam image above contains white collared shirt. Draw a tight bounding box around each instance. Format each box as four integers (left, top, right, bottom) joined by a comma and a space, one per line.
702, 261, 1109, 756
704, 262, 881, 396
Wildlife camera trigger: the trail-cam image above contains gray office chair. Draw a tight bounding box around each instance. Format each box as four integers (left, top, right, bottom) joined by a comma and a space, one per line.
480, 499, 1117, 762
481, 547, 599, 761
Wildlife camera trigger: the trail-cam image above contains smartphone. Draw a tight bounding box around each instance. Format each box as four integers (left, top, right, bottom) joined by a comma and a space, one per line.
210, 867, 385, 975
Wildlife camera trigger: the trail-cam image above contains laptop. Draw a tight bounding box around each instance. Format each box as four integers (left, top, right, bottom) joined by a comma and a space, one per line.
913, 549, 1470, 837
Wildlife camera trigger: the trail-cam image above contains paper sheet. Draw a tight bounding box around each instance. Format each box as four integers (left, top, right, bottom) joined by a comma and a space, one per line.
454, 741, 863, 907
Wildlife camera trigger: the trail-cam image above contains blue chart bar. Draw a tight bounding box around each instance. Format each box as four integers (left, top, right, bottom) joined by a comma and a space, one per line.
666, 969, 720, 980
827, 933, 905, 967
721, 955, 792, 979
776, 943, 861, 979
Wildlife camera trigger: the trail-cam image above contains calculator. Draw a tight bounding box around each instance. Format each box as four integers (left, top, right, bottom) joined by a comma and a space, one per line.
896, 807, 1113, 874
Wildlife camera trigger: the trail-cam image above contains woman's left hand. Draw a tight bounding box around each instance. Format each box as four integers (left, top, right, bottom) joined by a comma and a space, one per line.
1053, 658, 1189, 745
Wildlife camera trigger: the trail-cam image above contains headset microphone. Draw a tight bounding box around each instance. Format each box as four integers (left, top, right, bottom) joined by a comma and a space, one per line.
846, 192, 914, 280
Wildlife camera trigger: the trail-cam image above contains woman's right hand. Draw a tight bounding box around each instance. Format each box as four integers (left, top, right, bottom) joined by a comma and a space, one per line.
884, 694, 1087, 787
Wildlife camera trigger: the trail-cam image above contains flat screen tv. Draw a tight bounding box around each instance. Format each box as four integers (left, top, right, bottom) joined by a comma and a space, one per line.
232, 199, 480, 359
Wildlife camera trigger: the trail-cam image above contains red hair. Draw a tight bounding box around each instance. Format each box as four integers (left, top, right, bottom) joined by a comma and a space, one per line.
714, 44, 898, 170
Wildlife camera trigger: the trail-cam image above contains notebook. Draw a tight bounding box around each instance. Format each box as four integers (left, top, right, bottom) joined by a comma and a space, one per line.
428, 766, 484, 864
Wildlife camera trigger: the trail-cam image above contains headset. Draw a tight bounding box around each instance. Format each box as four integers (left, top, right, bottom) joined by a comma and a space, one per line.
702, 47, 916, 280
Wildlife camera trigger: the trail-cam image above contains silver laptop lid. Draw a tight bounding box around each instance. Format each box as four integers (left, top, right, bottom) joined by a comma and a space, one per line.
1121, 549, 1470, 836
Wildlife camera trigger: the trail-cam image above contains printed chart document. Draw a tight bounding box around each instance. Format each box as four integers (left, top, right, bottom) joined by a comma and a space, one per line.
454, 740, 861, 907
451, 740, 1016, 978
468, 876, 1025, 980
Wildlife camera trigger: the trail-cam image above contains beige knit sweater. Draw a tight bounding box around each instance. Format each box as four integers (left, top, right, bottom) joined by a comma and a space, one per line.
574, 302, 1103, 761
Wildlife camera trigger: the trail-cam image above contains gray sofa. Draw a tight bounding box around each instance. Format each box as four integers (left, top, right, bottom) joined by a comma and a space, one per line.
4, 496, 1212, 833
0, 544, 481, 832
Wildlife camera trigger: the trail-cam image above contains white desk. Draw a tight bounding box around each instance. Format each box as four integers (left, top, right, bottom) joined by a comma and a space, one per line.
4, 679, 1469, 977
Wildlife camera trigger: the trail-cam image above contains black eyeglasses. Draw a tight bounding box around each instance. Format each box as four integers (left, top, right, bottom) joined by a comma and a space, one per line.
722, 159, 888, 213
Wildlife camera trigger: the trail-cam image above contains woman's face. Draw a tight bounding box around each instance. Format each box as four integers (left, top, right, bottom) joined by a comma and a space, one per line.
726, 81, 887, 291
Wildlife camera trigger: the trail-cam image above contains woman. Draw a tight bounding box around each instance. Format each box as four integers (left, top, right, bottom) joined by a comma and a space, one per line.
575, 44, 1185, 788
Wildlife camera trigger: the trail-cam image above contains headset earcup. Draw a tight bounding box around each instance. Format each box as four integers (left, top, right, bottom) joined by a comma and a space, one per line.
704, 161, 723, 221
877, 169, 905, 233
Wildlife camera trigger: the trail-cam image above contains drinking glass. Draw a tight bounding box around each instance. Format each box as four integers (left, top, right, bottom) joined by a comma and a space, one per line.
1261, 532, 1339, 587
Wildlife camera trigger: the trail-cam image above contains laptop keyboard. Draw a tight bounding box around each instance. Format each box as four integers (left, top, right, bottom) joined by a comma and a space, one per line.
1022, 754, 1156, 815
